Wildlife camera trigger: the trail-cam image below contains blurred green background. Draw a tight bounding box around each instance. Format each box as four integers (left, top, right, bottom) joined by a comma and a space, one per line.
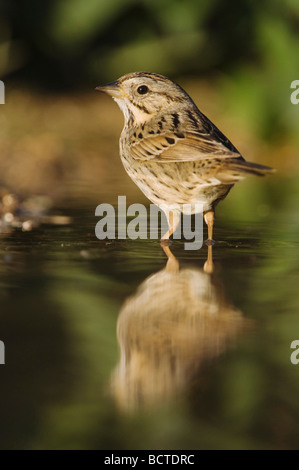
1, 0, 299, 451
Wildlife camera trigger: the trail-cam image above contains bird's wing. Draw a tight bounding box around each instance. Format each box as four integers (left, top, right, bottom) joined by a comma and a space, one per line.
130, 132, 240, 162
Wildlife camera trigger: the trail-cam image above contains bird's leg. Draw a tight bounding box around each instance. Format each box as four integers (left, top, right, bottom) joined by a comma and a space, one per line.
161, 244, 179, 273
203, 244, 214, 274
204, 210, 215, 245
160, 210, 180, 243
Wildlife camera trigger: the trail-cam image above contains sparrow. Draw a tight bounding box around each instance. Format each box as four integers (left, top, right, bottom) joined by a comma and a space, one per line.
96, 72, 274, 242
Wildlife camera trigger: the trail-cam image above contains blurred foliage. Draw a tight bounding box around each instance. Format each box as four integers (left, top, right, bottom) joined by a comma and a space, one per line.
1, 0, 299, 88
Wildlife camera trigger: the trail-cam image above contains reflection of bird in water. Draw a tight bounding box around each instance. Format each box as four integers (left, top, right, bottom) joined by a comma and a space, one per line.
111, 245, 250, 410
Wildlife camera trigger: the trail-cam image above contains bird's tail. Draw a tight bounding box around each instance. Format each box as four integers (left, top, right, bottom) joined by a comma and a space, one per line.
216, 159, 275, 183
227, 160, 275, 177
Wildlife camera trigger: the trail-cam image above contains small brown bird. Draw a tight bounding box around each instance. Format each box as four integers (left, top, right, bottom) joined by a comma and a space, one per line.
96, 72, 274, 242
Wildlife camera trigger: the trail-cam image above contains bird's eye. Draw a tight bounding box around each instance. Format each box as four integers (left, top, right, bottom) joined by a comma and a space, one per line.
137, 85, 149, 95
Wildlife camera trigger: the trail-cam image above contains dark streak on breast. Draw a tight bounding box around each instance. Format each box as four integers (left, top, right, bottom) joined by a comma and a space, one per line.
165, 137, 175, 145
160, 182, 172, 189
162, 170, 173, 179
148, 168, 157, 177
172, 113, 179, 129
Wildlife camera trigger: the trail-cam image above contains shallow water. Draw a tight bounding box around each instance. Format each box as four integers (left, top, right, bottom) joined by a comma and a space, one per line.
1, 177, 299, 450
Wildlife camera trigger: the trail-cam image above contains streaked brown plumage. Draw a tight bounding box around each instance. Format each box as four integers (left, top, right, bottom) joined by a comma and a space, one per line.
97, 72, 274, 242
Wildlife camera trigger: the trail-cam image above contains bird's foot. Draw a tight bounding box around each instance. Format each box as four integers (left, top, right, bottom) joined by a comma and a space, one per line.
203, 259, 214, 274
160, 238, 171, 246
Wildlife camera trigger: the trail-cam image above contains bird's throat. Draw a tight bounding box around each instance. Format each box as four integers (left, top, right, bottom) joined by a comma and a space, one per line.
114, 97, 152, 127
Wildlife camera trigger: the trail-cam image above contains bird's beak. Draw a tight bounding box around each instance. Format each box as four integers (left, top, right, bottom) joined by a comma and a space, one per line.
95, 81, 123, 99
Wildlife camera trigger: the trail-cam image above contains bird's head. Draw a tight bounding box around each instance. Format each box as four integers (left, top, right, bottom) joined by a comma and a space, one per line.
96, 72, 193, 126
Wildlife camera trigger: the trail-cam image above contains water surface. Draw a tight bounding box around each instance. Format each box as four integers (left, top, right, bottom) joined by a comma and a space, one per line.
0, 177, 299, 450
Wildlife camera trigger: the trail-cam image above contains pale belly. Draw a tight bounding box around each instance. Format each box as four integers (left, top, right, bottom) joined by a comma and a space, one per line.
121, 156, 233, 214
